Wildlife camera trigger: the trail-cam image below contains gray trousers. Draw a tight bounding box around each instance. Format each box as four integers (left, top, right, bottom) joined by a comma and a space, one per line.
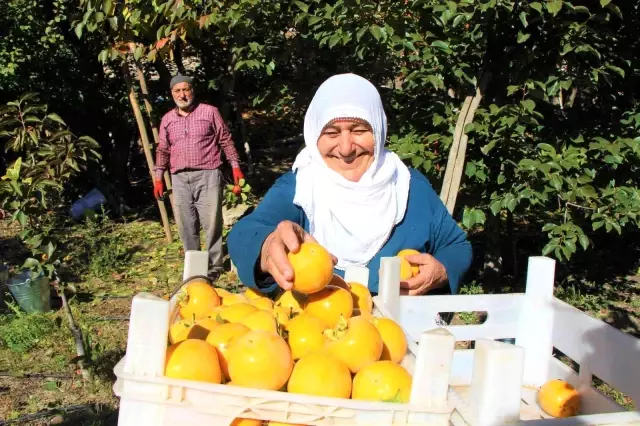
171, 169, 224, 276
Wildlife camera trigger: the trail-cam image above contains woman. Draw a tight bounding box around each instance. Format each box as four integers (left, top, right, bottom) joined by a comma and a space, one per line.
228, 73, 472, 297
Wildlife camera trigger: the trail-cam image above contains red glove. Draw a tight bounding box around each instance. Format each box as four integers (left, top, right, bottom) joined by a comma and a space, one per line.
232, 167, 244, 185
153, 179, 165, 200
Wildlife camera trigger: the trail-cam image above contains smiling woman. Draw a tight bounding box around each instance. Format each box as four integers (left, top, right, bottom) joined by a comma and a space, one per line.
228, 73, 472, 297
317, 118, 375, 182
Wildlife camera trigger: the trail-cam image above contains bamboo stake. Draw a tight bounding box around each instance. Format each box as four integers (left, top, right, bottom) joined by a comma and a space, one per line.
121, 60, 173, 244
440, 72, 492, 214
133, 58, 183, 239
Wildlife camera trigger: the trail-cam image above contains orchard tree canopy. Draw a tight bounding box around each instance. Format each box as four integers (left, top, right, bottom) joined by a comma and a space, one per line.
2, 0, 639, 271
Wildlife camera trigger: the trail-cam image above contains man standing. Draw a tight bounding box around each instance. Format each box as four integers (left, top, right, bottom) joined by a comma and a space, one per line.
153, 74, 244, 280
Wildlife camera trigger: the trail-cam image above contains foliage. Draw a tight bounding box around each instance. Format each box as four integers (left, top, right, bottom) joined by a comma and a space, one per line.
0, 93, 101, 277
74, 0, 640, 266
0, 302, 57, 353
223, 178, 255, 209
82, 210, 132, 278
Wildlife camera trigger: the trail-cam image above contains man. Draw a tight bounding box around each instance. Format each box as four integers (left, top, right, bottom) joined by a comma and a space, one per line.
153, 74, 244, 280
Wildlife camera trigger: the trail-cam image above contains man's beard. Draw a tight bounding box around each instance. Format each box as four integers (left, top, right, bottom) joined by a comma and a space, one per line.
176, 98, 194, 110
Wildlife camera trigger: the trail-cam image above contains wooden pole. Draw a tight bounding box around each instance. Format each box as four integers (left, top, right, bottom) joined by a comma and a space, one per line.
440, 72, 491, 215
121, 60, 173, 244
133, 58, 183, 239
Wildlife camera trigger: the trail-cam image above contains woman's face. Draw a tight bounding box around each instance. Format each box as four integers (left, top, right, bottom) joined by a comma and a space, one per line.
316, 120, 375, 182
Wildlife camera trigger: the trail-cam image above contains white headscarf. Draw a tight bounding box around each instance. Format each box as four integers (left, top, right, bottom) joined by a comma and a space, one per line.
292, 73, 411, 271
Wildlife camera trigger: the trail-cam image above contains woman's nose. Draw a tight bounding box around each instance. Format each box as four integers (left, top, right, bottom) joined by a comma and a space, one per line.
337, 131, 355, 155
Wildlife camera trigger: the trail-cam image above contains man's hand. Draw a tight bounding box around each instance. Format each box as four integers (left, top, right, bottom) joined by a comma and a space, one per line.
232, 167, 244, 186
260, 220, 336, 291
153, 179, 165, 200
400, 253, 448, 296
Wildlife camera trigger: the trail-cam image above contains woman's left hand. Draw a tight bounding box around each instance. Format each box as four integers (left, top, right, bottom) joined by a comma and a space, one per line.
400, 253, 448, 296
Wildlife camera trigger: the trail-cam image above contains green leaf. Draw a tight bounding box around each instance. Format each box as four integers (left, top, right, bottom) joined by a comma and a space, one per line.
579, 234, 589, 251
308, 16, 322, 25
600, 0, 611, 6
294, 1, 309, 12
134, 46, 144, 60
517, 31, 530, 43
546, 0, 563, 16
465, 162, 476, 177
605, 65, 625, 78
369, 25, 383, 41
462, 207, 486, 229
530, 2, 543, 13
431, 40, 451, 52
74, 23, 84, 39
356, 26, 368, 41
45, 113, 66, 126
521, 99, 535, 112
328, 33, 341, 48
542, 240, 559, 256
519, 12, 528, 27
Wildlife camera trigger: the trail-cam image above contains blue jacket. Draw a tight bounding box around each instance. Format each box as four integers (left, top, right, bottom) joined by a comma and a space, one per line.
227, 168, 473, 296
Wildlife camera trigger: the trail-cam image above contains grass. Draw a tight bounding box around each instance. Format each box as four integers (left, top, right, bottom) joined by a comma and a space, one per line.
0, 216, 243, 425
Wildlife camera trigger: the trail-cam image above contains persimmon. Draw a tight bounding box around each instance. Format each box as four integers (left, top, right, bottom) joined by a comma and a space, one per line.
273, 305, 293, 327
244, 287, 265, 300
349, 282, 373, 314
187, 317, 220, 340
325, 316, 383, 374
287, 242, 334, 294
222, 292, 251, 307
352, 360, 412, 403
275, 289, 307, 313
178, 279, 221, 320
219, 303, 258, 323
214, 286, 233, 300
287, 352, 352, 399
397, 249, 421, 278
164, 339, 222, 383
240, 309, 278, 334
305, 286, 353, 329
286, 312, 327, 360
168, 318, 195, 344
251, 296, 275, 311
328, 274, 351, 291
371, 317, 407, 363
230, 419, 261, 426
227, 330, 293, 390
538, 379, 581, 418
205, 323, 251, 380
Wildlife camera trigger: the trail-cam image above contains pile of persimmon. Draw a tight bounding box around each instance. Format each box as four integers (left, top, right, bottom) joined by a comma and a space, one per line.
164, 243, 413, 406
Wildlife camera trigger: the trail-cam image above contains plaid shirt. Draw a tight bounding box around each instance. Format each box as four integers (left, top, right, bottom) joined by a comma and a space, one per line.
154, 103, 240, 178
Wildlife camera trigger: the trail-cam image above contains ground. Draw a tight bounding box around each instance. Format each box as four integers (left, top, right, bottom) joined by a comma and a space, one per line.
0, 121, 638, 424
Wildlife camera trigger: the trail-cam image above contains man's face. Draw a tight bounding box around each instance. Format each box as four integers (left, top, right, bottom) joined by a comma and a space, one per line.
171, 82, 194, 110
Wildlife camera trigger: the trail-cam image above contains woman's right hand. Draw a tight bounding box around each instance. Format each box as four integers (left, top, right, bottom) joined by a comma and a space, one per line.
260, 220, 327, 291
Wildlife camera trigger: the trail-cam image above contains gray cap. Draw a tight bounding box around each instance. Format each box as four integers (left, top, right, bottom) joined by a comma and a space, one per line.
170, 74, 193, 89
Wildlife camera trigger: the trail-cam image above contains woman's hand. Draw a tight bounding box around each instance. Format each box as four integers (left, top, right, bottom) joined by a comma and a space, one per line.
260, 220, 336, 291
400, 253, 448, 296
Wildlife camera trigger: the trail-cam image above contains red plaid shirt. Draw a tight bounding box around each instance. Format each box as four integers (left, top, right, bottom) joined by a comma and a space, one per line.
154, 103, 240, 177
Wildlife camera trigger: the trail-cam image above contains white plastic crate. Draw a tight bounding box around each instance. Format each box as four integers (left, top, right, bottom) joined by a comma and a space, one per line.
374, 255, 640, 425
113, 251, 457, 426
112, 252, 640, 425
